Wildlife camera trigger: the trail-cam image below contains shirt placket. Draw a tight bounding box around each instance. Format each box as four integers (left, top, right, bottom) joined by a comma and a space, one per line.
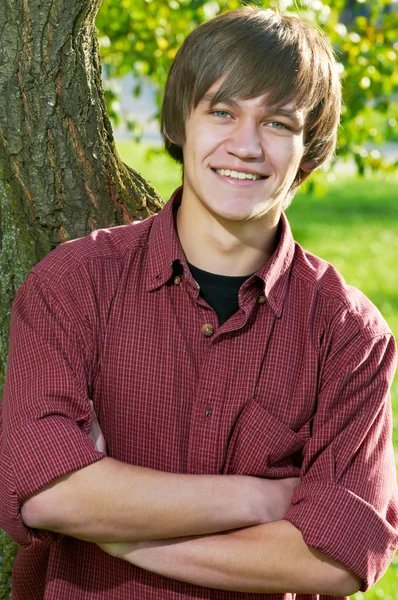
185, 285, 276, 475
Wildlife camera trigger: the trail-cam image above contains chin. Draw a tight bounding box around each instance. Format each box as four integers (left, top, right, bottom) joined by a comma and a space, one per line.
208, 206, 253, 222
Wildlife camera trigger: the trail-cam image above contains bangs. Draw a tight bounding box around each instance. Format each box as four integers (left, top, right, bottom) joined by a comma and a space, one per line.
190, 11, 328, 113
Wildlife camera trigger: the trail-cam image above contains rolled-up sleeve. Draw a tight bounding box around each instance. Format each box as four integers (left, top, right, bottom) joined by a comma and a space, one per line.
0, 272, 104, 548
285, 331, 398, 591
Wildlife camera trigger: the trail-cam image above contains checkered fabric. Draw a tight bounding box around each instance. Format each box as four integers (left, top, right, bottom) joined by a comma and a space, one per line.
1, 188, 397, 600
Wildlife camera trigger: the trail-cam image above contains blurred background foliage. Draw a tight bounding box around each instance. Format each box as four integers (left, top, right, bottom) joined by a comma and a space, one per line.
96, 0, 398, 176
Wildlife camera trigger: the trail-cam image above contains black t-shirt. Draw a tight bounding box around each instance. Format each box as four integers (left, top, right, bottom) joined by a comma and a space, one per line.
188, 262, 251, 326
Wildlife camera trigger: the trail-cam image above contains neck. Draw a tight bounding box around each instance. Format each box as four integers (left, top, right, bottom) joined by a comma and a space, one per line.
176, 200, 280, 277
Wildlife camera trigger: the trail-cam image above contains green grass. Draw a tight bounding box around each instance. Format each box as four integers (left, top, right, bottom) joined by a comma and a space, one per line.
116, 140, 398, 600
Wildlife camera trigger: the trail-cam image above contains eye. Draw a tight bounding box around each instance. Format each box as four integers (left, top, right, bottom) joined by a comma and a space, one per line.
267, 121, 289, 130
211, 110, 232, 119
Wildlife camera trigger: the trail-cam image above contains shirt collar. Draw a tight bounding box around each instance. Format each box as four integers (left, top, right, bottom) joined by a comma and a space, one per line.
146, 187, 296, 317
146, 187, 186, 292
252, 212, 295, 318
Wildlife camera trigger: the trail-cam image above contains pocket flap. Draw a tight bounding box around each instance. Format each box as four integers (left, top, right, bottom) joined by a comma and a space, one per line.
223, 400, 306, 477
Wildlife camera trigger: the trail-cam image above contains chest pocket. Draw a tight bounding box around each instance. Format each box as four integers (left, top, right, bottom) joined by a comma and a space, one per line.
222, 400, 307, 478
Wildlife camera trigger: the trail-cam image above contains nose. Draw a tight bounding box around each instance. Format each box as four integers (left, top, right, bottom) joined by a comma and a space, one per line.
224, 117, 263, 160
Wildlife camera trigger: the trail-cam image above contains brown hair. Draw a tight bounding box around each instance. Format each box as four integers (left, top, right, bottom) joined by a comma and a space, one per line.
161, 6, 341, 194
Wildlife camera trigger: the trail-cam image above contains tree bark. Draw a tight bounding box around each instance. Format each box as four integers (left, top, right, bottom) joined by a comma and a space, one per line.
0, 0, 163, 595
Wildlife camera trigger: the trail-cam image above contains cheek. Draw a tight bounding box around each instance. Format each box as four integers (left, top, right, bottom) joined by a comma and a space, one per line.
281, 140, 306, 172
188, 124, 226, 159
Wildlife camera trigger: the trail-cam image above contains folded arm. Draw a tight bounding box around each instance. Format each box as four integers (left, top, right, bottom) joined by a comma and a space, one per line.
21, 457, 299, 543
99, 519, 361, 596
96, 331, 396, 596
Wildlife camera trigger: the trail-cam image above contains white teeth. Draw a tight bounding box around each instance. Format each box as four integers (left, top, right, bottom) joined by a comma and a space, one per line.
215, 168, 262, 181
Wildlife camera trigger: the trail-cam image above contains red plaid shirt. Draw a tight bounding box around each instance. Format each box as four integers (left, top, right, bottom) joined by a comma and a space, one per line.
1, 188, 397, 600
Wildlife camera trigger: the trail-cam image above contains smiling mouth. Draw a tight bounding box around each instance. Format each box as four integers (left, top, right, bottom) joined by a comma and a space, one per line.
213, 168, 267, 181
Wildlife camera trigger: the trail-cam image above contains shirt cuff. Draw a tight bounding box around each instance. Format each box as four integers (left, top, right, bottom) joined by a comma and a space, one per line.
284, 481, 398, 591
2, 415, 104, 548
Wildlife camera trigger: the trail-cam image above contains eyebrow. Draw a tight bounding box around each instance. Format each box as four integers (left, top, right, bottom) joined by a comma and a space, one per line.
199, 93, 239, 109
199, 93, 305, 128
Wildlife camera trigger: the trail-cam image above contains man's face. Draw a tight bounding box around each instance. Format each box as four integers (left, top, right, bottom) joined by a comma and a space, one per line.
180, 81, 312, 226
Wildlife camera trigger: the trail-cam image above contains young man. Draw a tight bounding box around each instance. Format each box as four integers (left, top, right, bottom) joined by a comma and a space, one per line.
0, 7, 397, 600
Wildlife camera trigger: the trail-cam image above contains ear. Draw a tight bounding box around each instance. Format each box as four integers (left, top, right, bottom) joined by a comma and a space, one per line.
300, 159, 318, 173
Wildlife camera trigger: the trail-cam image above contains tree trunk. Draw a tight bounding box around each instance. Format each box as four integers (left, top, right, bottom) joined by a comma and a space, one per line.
0, 0, 163, 595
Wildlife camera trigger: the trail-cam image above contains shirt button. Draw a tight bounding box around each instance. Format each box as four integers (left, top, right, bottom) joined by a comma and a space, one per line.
257, 294, 266, 304
174, 276, 181, 285
205, 406, 212, 417
201, 323, 214, 337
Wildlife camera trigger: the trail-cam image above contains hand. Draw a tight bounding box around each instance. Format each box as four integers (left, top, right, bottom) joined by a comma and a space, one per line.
255, 477, 300, 523
273, 477, 300, 518
88, 400, 108, 455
